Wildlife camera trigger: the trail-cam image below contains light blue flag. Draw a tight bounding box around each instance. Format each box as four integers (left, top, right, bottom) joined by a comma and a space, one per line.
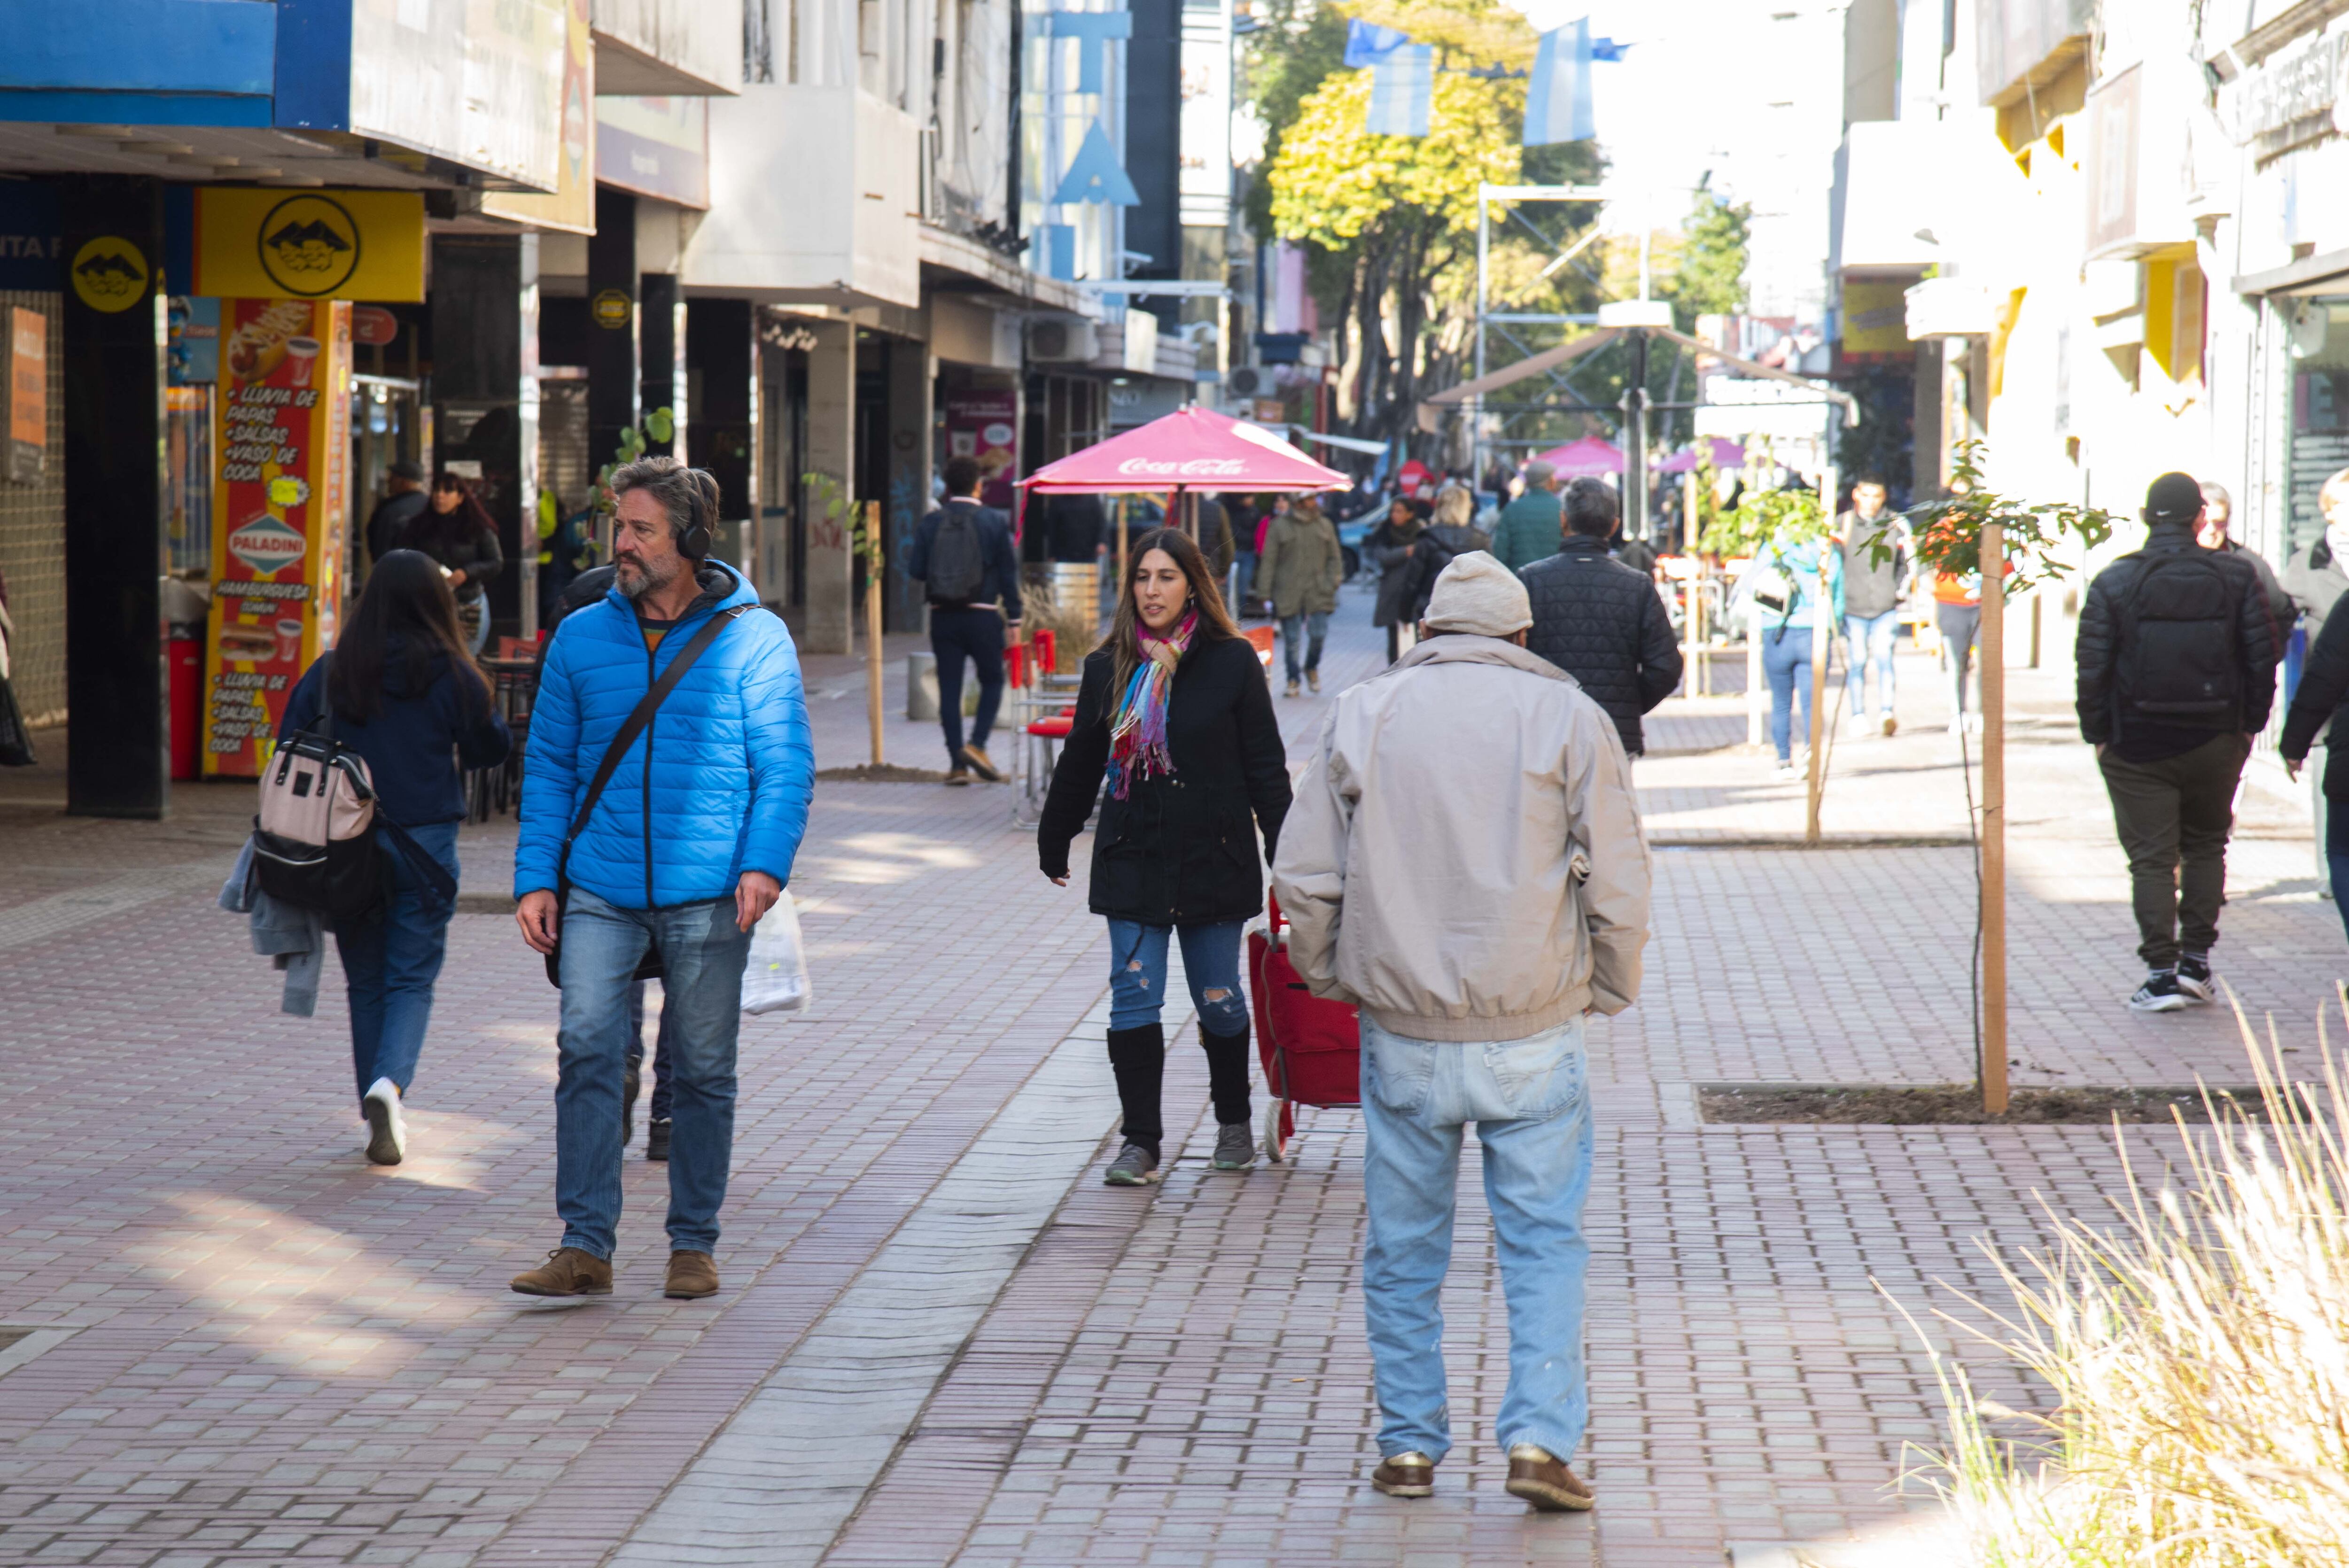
1525, 18, 1595, 145
1366, 44, 1434, 137
1344, 18, 1413, 68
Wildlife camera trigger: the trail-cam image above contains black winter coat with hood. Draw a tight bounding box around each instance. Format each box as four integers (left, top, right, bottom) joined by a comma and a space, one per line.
1036, 635, 1291, 925
1519, 536, 1684, 755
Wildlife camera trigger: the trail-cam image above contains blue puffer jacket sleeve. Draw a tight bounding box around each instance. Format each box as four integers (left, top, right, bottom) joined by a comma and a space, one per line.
740, 622, 815, 885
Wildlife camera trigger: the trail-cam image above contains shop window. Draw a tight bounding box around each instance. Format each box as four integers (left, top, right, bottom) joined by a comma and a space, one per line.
2286, 297, 2349, 559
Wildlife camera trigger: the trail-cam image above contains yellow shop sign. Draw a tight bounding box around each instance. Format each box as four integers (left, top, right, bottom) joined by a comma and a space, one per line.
192, 190, 425, 303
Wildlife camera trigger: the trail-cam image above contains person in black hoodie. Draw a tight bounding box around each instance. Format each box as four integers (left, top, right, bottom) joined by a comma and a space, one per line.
1037, 526, 1291, 1187
279, 551, 512, 1165
2077, 472, 2277, 1014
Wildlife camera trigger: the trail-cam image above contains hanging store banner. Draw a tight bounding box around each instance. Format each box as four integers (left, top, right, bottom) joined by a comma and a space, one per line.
190, 189, 427, 303
482, 0, 596, 233
338, 0, 570, 191
202, 299, 353, 777
595, 97, 711, 209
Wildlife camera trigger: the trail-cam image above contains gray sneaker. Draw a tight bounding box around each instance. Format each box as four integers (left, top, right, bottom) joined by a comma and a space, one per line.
1104, 1141, 1161, 1186
1212, 1122, 1255, 1171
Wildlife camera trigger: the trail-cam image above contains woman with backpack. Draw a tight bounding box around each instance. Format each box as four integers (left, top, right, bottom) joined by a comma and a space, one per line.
278, 550, 512, 1165
404, 472, 506, 655
1749, 526, 1843, 778
1037, 527, 1292, 1188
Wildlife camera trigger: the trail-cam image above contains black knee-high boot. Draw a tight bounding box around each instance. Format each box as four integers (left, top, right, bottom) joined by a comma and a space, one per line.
1198, 1021, 1253, 1127
1106, 1025, 1166, 1156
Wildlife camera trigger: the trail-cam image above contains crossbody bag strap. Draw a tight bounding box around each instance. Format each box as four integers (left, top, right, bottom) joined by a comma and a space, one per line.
557, 605, 751, 878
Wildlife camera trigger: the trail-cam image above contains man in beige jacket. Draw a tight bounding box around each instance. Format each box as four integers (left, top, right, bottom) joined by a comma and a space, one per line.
1272, 550, 1649, 1513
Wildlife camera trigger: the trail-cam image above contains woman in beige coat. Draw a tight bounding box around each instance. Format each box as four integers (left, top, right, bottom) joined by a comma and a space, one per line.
1250, 497, 1345, 695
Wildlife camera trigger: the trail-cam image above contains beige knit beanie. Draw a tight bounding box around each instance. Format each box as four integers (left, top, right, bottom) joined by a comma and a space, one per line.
1421, 551, 1532, 637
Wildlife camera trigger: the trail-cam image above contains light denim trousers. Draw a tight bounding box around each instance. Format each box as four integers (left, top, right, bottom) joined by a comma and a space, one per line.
1843, 609, 1899, 718
554, 885, 753, 1259
1360, 1014, 1593, 1464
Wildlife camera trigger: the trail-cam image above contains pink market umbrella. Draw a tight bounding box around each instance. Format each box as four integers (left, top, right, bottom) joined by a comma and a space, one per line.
1528, 436, 1625, 477
1657, 437, 1745, 474
1018, 406, 1353, 495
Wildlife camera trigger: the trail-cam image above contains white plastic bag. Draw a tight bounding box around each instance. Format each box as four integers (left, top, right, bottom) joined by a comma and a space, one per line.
740, 893, 813, 1015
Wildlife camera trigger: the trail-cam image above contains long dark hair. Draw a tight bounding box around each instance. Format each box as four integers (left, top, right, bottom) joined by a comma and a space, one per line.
1104, 525, 1240, 691
327, 549, 488, 722
409, 472, 497, 559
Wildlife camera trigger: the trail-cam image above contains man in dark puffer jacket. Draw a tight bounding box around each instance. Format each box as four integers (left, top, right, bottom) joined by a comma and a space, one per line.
1520, 478, 1683, 755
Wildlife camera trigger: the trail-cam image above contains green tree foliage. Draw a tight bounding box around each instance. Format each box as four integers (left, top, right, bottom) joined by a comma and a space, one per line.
1660, 187, 1750, 331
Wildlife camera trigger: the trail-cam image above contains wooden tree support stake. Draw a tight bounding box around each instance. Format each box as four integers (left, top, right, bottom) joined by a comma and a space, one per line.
1980, 520, 2008, 1114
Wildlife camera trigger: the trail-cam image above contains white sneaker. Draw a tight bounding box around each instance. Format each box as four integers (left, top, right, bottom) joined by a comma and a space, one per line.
363, 1078, 406, 1166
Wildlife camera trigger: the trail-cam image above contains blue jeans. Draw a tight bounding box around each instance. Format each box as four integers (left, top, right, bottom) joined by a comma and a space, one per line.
1105, 917, 1250, 1034
1279, 610, 1330, 682
1843, 610, 1898, 717
1762, 624, 1817, 761
334, 820, 459, 1105
625, 980, 677, 1123
1360, 1015, 1593, 1464
554, 886, 753, 1258
930, 605, 1005, 762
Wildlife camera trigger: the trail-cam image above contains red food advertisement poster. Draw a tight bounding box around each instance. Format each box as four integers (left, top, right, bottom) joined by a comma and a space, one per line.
202, 298, 351, 776
944, 389, 1019, 510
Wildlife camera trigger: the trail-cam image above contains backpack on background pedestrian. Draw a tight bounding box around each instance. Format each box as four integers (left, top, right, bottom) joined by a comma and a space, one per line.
275, 550, 512, 1166
1521, 478, 1683, 757
1272, 551, 1650, 1514
406, 473, 506, 656
2282, 469, 2349, 900
1835, 474, 1910, 738
1036, 526, 1292, 1188
1251, 494, 1344, 696
2075, 471, 2278, 1013
511, 457, 813, 1302
1369, 496, 1434, 663
1749, 529, 1842, 776
910, 455, 1024, 784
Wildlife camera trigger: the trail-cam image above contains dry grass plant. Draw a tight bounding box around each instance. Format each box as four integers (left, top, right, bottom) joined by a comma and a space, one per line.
1018, 570, 1104, 675
1907, 986, 2349, 1566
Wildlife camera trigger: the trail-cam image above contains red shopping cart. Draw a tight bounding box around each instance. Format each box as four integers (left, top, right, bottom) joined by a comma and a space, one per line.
1247, 893, 1360, 1162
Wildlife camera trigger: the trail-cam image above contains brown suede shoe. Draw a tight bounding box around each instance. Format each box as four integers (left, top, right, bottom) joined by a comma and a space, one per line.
1505, 1444, 1595, 1511
1370, 1452, 1436, 1498
665, 1250, 720, 1300
510, 1248, 612, 1297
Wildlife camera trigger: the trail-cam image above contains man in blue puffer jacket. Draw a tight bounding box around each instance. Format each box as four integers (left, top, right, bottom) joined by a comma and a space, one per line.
511, 457, 814, 1302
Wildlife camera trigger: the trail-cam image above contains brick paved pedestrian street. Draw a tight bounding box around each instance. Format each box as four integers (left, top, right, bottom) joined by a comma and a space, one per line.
3, 589, 2338, 1567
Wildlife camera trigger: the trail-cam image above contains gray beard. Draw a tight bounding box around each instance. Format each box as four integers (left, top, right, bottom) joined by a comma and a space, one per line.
617, 560, 678, 600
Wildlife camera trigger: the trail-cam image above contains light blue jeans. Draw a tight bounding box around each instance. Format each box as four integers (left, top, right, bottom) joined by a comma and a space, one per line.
1360, 1014, 1593, 1464
1843, 610, 1898, 718
554, 885, 753, 1258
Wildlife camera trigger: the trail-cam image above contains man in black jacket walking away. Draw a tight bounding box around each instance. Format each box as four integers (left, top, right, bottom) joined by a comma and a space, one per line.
911, 455, 1024, 784
2077, 472, 2278, 1013
1520, 478, 1683, 755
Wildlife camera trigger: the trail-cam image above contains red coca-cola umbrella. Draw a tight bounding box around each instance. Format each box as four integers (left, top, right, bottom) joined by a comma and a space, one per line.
1018, 406, 1353, 495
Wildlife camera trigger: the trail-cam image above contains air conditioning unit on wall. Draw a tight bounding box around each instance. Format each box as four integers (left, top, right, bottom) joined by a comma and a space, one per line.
1026, 318, 1099, 363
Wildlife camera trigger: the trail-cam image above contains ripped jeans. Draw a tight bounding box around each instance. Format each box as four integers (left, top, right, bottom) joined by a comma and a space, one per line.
1105, 917, 1250, 1033
1104, 917, 1253, 1154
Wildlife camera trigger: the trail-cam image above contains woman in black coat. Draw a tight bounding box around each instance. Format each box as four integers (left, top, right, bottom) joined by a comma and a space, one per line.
1039, 526, 1291, 1187
405, 473, 506, 655
2283, 599, 2349, 946
1369, 495, 1433, 661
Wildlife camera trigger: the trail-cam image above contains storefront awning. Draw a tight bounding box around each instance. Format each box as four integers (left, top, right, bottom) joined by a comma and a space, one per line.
2232, 248, 2349, 297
